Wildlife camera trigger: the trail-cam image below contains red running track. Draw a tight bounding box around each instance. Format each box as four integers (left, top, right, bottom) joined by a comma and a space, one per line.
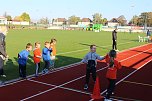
0, 43, 151, 101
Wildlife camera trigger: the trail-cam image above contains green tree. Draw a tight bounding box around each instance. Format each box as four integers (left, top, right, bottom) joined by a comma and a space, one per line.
130, 15, 140, 26
92, 13, 102, 24
14, 16, 22, 21
6, 15, 12, 21
20, 12, 31, 22
101, 18, 107, 25
68, 15, 80, 25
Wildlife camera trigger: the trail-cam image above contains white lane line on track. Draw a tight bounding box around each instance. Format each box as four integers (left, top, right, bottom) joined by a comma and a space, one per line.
21, 47, 152, 101
89, 59, 152, 101
2, 43, 151, 87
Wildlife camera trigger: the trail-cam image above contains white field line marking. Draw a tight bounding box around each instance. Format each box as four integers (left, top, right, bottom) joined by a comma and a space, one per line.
123, 80, 152, 87
111, 96, 142, 101
8, 41, 134, 63
56, 41, 133, 55
1, 43, 151, 87
0, 62, 82, 87
21, 48, 152, 101
89, 60, 152, 101
28, 79, 91, 96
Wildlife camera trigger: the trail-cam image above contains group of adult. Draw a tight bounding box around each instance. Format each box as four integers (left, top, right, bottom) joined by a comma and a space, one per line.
0, 26, 8, 77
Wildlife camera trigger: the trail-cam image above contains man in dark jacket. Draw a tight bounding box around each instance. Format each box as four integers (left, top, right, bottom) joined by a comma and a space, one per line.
0, 26, 8, 77
112, 28, 118, 51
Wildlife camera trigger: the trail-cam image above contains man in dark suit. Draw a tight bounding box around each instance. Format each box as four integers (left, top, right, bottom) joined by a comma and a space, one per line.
112, 28, 118, 51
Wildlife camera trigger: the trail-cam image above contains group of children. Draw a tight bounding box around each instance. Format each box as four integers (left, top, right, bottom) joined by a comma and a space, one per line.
18, 39, 120, 100
18, 38, 57, 78
82, 44, 122, 101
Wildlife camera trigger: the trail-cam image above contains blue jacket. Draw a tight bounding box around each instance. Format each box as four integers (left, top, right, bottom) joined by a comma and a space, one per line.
42, 47, 52, 61
18, 50, 29, 65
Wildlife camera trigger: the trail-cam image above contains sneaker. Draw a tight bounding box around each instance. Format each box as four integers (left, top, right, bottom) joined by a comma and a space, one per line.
45, 69, 49, 73
84, 84, 88, 90
106, 92, 115, 95
104, 99, 112, 101
34, 74, 39, 77
42, 69, 46, 74
115, 49, 119, 52
1, 75, 6, 77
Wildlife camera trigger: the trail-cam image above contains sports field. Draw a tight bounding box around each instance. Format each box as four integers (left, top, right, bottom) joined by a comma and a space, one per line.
0, 43, 151, 101
0, 29, 146, 81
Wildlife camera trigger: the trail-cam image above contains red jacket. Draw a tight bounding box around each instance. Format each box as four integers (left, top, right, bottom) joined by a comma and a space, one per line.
105, 54, 122, 79
33, 48, 41, 63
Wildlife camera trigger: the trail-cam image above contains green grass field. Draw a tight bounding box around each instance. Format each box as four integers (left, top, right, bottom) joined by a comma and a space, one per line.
0, 29, 146, 81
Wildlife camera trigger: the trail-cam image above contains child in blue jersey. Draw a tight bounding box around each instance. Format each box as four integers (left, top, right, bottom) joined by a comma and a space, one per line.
18, 43, 32, 79
42, 41, 52, 74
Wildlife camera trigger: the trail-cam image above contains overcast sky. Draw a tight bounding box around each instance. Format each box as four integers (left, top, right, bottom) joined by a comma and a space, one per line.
0, 0, 152, 21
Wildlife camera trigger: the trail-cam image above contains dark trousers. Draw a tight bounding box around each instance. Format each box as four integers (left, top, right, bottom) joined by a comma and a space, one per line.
0, 57, 4, 75
43, 61, 50, 70
19, 64, 26, 78
112, 40, 117, 50
35, 63, 40, 75
85, 66, 96, 85
106, 79, 116, 99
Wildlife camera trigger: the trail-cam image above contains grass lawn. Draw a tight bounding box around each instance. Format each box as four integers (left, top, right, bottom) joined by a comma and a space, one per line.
0, 29, 147, 81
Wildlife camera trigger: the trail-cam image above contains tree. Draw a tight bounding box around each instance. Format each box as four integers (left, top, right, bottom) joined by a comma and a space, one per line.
6, 15, 12, 21
20, 12, 31, 22
117, 15, 127, 26
38, 17, 49, 24
101, 18, 108, 25
14, 16, 22, 21
130, 12, 152, 27
68, 15, 80, 25
92, 13, 102, 24
129, 15, 140, 26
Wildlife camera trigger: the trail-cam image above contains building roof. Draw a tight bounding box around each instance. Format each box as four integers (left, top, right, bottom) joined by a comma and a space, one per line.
0, 16, 6, 19
54, 18, 67, 22
81, 18, 92, 22
109, 18, 119, 23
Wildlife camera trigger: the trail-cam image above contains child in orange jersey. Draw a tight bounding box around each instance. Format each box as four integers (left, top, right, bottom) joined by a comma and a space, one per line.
33, 42, 42, 77
105, 50, 122, 100
50, 38, 57, 69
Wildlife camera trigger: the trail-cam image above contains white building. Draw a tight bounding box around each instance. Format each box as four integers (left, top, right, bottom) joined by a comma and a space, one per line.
78, 18, 92, 26
107, 18, 120, 27
0, 16, 7, 25
52, 18, 67, 26
7, 20, 30, 25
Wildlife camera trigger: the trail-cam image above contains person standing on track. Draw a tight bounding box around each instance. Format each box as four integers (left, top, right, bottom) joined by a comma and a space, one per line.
112, 28, 118, 51
81, 44, 105, 90
105, 50, 122, 101
0, 26, 8, 77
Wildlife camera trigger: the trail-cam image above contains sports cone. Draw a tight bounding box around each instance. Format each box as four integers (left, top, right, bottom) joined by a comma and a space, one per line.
91, 76, 104, 100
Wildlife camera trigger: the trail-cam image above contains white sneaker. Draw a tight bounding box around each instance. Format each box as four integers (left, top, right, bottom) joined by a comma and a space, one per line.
84, 84, 88, 90
1, 75, 6, 77
104, 99, 112, 101
115, 49, 119, 52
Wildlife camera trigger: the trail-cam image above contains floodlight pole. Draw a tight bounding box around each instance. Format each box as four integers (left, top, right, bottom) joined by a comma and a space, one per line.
131, 5, 134, 30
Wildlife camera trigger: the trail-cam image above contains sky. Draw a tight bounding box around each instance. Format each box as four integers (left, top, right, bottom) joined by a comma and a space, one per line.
0, 0, 152, 22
